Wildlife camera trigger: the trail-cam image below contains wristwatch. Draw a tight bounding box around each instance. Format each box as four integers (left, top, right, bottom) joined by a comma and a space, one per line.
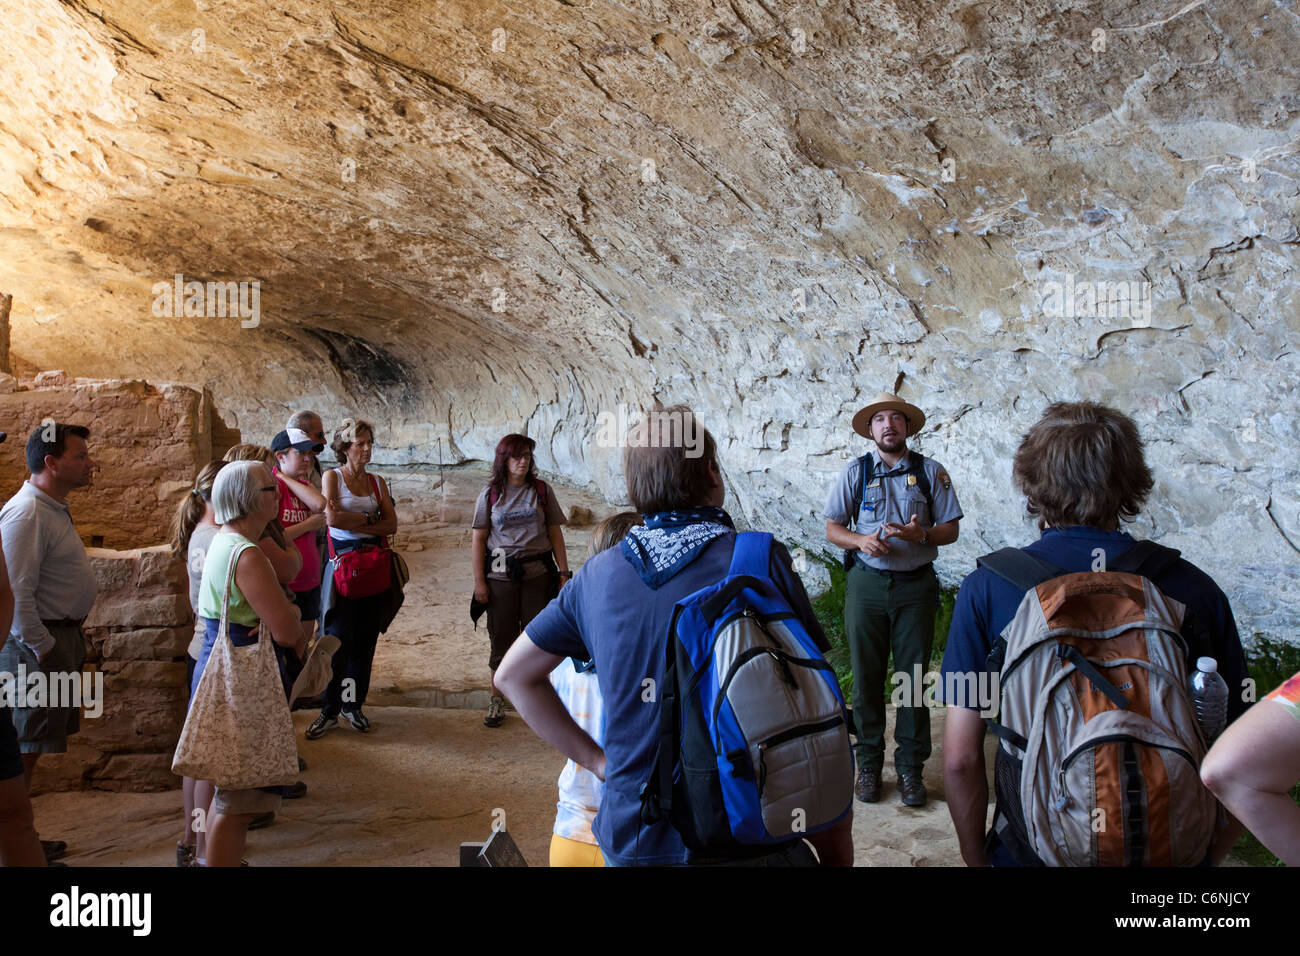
559, 570, 574, 579
919, 529, 929, 546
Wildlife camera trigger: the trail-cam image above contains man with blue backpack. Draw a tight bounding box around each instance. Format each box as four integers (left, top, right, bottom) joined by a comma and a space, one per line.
824, 392, 964, 807
497, 405, 855, 866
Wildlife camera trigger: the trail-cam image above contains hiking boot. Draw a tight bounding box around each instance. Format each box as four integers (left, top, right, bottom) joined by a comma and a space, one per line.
854, 765, 881, 803
248, 811, 276, 831
41, 840, 67, 862
899, 772, 928, 807
305, 713, 337, 739
284, 780, 308, 799
483, 695, 506, 728
342, 709, 371, 733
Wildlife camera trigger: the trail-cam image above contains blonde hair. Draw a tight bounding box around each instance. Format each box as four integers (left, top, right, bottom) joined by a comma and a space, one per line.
587, 511, 643, 558
223, 443, 275, 468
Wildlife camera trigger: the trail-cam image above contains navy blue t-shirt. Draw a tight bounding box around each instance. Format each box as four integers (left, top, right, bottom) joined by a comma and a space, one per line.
939, 526, 1248, 717
525, 532, 828, 867
940, 526, 1249, 865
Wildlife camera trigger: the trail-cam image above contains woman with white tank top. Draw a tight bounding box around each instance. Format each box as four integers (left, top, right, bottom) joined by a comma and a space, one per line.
306, 419, 398, 739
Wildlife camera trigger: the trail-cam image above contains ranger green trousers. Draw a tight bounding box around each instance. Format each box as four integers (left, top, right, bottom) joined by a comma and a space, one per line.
844, 562, 939, 773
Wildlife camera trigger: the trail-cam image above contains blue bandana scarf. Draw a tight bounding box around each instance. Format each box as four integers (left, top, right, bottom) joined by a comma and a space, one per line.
621, 506, 735, 589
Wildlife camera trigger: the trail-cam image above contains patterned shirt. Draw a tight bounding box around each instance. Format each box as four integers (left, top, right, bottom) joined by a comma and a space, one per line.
1265, 671, 1300, 723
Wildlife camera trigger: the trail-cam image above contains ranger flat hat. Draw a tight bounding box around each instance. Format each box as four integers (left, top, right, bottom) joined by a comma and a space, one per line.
851, 392, 926, 439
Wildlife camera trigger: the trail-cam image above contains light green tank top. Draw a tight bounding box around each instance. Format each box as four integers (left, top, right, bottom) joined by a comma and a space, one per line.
196, 532, 261, 627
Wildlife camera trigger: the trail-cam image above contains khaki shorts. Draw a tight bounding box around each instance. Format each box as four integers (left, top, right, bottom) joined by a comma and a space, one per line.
212, 787, 282, 817
0, 625, 86, 754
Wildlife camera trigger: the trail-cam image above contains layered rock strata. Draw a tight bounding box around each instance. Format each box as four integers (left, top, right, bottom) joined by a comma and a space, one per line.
0, 0, 1294, 638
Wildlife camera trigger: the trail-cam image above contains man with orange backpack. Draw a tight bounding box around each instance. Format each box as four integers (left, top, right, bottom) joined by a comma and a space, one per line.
940, 401, 1249, 866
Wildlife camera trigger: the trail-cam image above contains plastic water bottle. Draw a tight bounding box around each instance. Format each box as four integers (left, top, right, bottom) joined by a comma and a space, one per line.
1189, 657, 1229, 743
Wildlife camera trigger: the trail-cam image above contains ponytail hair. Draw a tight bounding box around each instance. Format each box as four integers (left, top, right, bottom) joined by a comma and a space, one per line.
168, 460, 226, 560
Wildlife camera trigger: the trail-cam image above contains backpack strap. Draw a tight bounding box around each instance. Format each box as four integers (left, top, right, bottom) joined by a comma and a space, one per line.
489, 479, 549, 512
906, 453, 934, 519
856, 452, 935, 522
841, 455, 875, 572
854, 453, 875, 520
699, 532, 772, 624
1110, 540, 1181, 578
1111, 540, 1207, 660
728, 531, 773, 578
1058, 643, 1131, 709
977, 548, 1066, 592
641, 605, 687, 827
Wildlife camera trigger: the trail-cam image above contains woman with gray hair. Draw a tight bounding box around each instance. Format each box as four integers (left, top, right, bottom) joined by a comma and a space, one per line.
191, 460, 308, 866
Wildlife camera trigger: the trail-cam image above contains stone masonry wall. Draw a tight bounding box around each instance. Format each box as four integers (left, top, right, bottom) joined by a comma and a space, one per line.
29, 545, 191, 794
0, 371, 238, 550
6, 374, 242, 793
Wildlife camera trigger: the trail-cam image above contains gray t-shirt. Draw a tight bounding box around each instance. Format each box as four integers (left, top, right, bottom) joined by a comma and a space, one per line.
824, 450, 962, 571
472, 481, 567, 580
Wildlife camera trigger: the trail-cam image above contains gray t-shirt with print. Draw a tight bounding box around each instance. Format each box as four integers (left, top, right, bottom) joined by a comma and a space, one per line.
824, 450, 962, 572
472, 481, 567, 580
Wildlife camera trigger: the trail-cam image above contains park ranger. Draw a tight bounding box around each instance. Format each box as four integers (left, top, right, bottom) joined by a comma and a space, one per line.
824, 392, 962, 807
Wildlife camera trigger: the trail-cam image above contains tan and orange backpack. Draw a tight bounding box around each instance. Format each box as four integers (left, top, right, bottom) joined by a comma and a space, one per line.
979, 542, 1218, 867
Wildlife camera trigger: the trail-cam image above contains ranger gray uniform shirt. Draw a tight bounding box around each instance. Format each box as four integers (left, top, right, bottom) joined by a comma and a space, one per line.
0, 480, 98, 659
824, 451, 963, 572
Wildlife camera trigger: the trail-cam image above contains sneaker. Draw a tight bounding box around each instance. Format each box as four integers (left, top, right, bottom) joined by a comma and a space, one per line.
899, 772, 928, 808
41, 840, 67, 862
342, 709, 371, 733
483, 695, 506, 728
177, 842, 195, 867
305, 713, 337, 739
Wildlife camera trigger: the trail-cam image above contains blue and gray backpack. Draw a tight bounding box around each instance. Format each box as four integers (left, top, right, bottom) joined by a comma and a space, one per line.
639, 532, 855, 859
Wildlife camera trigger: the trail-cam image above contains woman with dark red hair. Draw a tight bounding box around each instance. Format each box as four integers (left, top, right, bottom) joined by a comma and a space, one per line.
471, 435, 569, 727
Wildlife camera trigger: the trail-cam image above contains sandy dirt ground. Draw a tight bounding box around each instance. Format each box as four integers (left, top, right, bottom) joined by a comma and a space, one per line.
32, 464, 991, 867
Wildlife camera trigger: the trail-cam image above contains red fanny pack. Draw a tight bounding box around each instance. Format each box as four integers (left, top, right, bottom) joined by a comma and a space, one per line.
332, 540, 391, 598
330, 475, 391, 599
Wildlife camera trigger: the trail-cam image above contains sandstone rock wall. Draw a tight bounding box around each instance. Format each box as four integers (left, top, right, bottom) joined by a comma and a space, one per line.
0, 0, 1295, 642
30, 545, 190, 794
0, 373, 238, 549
